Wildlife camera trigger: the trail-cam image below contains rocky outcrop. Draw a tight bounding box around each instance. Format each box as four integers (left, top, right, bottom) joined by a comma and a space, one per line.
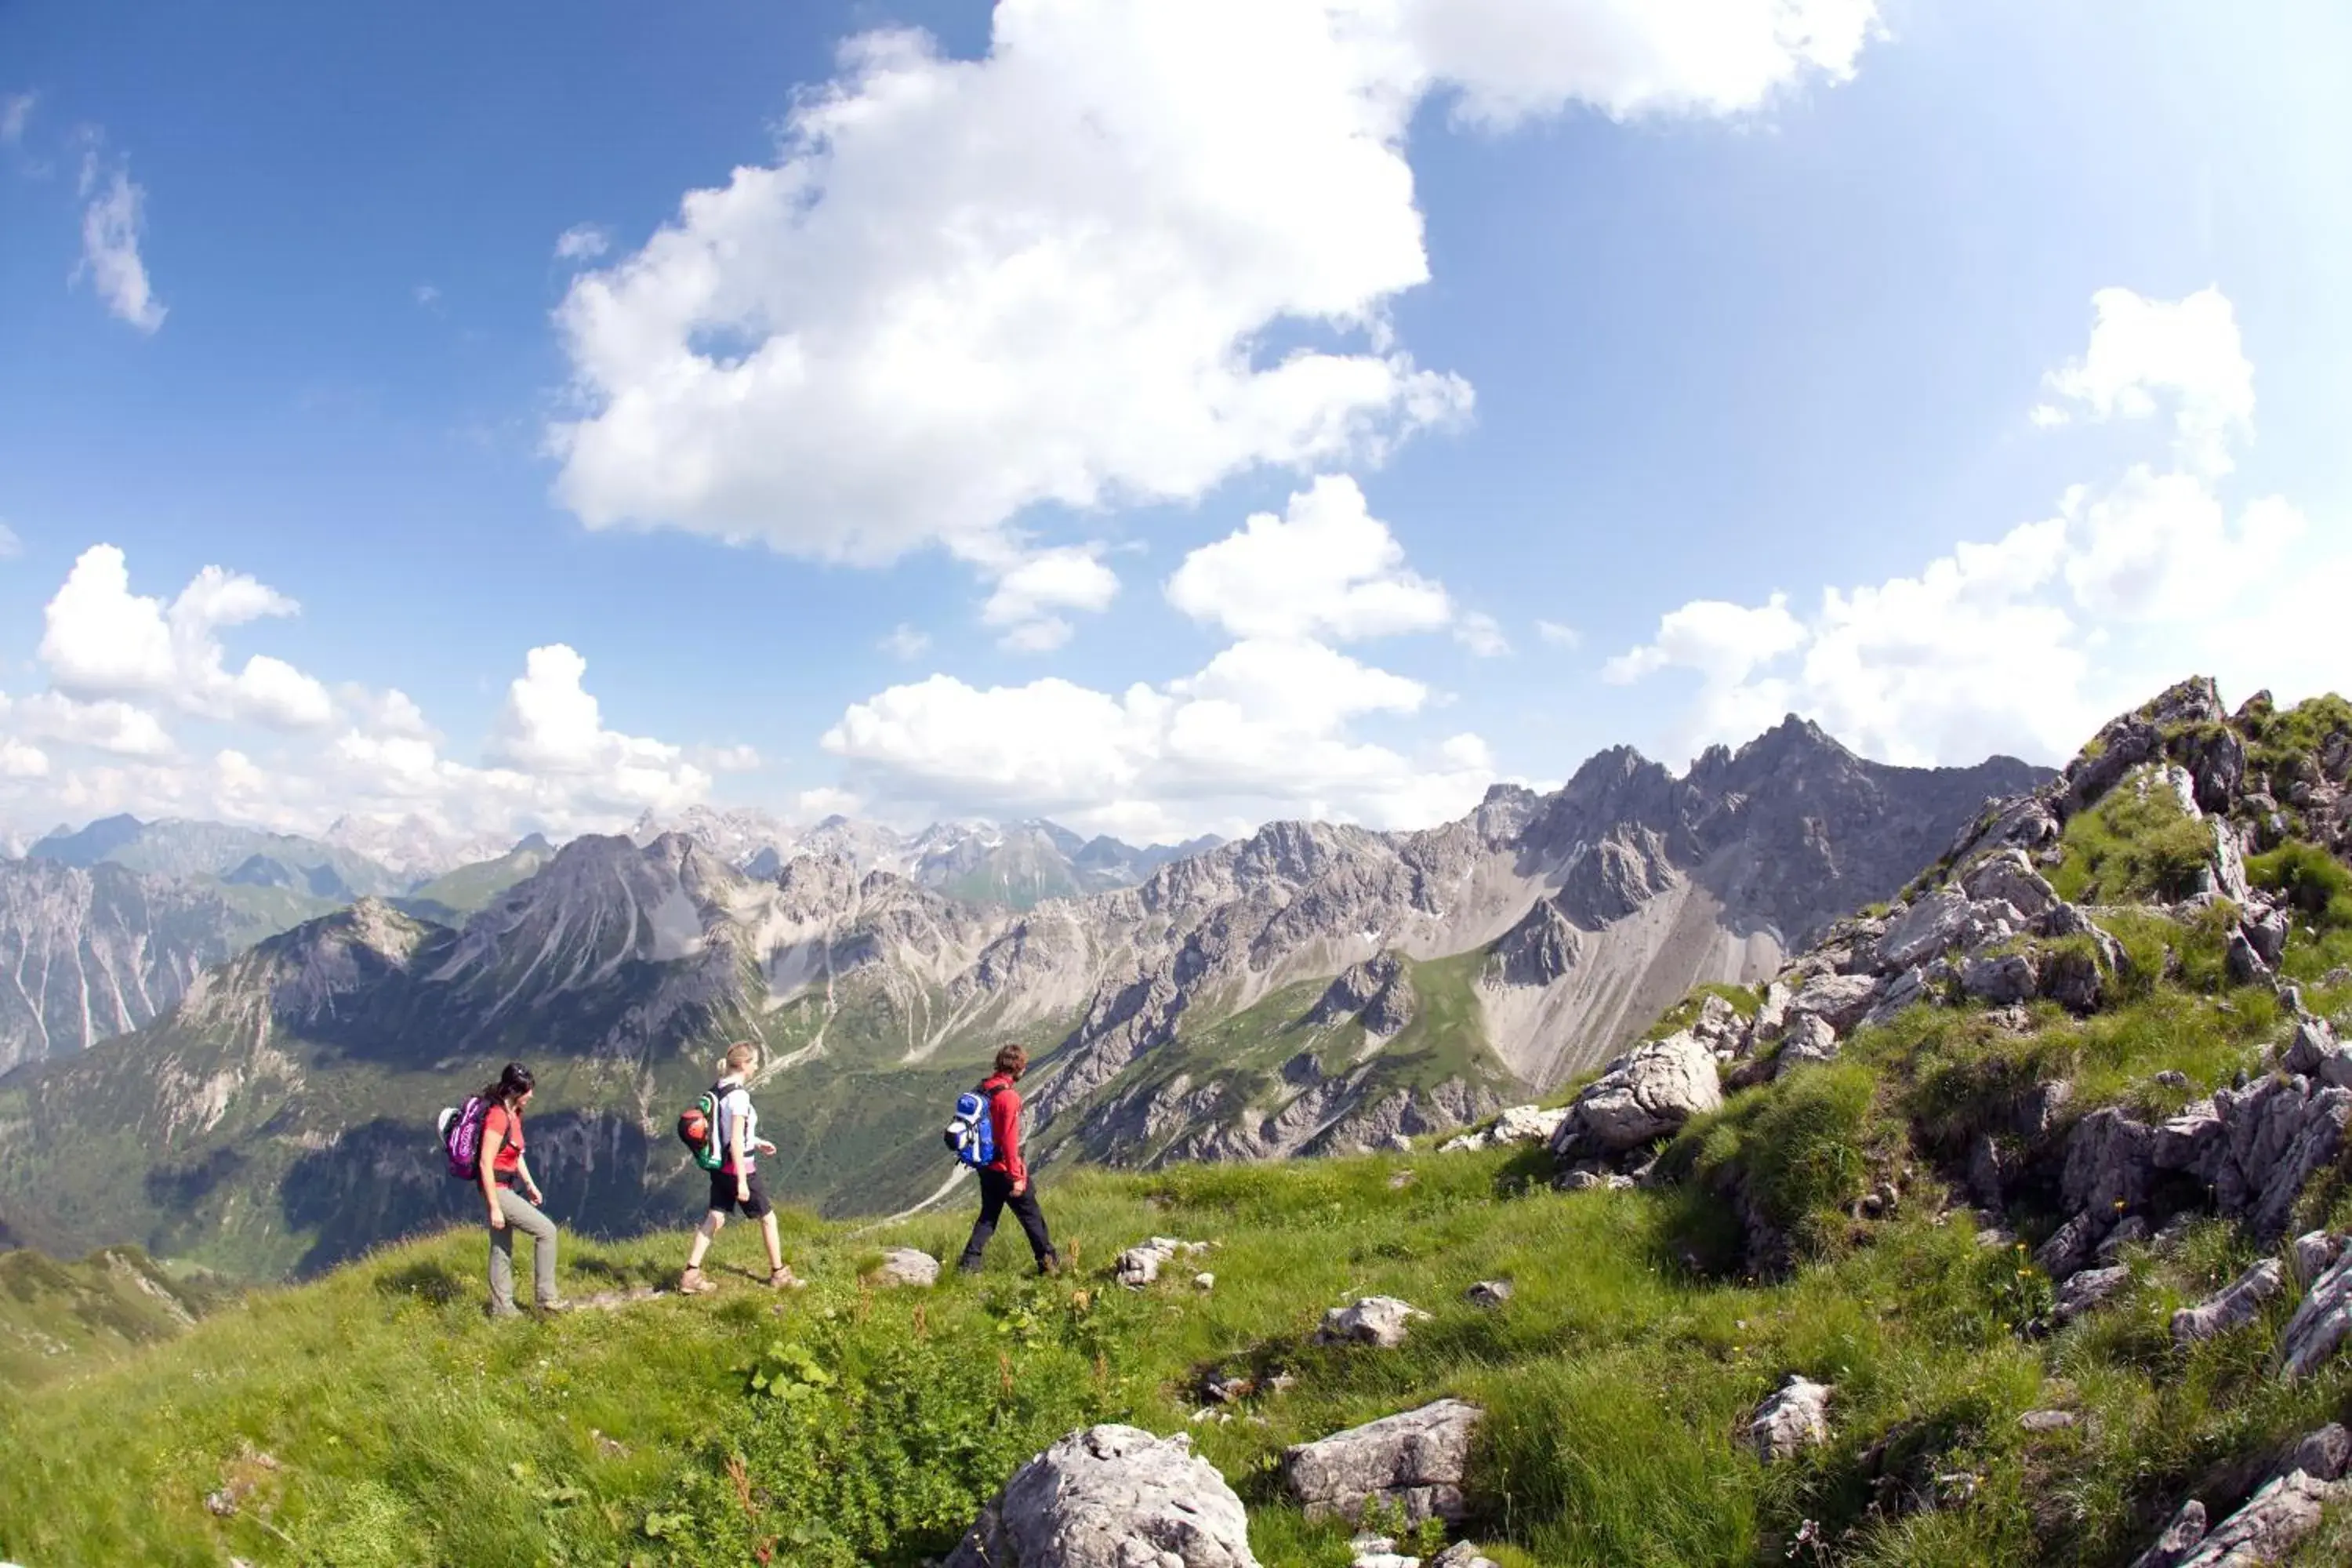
2278, 1248, 2352, 1379
1439, 1104, 1566, 1153
2170, 1469, 2349, 1568
0, 859, 250, 1073
2172, 1259, 2285, 1345
1283, 1399, 1482, 1525
943, 1425, 1260, 1568
1549, 1034, 1722, 1163
1746, 1375, 1832, 1462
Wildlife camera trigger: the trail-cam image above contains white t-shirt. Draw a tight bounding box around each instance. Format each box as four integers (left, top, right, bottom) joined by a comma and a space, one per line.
717, 1080, 758, 1172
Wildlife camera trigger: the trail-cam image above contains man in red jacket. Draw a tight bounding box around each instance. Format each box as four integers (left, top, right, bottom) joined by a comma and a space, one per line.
956, 1044, 1061, 1276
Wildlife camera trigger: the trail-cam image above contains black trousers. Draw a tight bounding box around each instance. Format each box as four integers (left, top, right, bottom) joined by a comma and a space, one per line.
958, 1168, 1056, 1272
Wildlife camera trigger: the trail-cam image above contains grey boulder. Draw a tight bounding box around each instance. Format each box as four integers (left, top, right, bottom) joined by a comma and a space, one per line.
870, 1247, 940, 1288
1746, 1374, 1832, 1463
1316, 1297, 1430, 1350
944, 1425, 1261, 1568
2171, 1259, 2285, 1345
1283, 1399, 1483, 1526
1550, 1033, 1722, 1160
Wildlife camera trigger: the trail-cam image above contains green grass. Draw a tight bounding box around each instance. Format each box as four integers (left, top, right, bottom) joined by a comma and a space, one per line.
2049, 769, 2217, 906
8, 1082, 2352, 1568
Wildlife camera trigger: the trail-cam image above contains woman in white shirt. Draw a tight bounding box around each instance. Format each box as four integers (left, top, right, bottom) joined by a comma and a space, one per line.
679, 1040, 794, 1293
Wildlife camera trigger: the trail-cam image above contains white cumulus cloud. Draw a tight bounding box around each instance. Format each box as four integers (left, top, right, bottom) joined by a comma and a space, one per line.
2032, 285, 2254, 476
980, 544, 1121, 652
1607, 286, 2327, 767
1167, 475, 1453, 643
549, 0, 1875, 569
822, 633, 1486, 839
38, 546, 335, 729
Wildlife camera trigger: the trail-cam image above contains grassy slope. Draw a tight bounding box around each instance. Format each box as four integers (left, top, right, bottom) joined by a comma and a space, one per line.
6, 1112, 2350, 1568
0, 1244, 238, 1392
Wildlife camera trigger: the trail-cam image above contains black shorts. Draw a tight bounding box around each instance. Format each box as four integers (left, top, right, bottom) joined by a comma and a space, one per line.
708, 1167, 772, 1220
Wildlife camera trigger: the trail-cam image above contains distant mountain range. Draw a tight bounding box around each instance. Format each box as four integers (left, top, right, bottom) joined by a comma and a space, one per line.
0, 810, 1221, 1074
0, 716, 2046, 1279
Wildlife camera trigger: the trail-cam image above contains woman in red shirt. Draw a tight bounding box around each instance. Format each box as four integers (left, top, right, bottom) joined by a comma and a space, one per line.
477, 1062, 566, 1316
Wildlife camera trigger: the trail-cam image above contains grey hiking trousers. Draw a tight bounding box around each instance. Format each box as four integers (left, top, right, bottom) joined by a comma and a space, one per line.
488, 1187, 559, 1313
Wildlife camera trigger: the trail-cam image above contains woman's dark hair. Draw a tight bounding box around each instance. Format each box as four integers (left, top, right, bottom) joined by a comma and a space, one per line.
481, 1062, 535, 1108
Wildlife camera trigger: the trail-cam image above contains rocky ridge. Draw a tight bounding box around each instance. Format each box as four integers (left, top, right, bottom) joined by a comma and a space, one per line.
1515, 677, 2352, 1563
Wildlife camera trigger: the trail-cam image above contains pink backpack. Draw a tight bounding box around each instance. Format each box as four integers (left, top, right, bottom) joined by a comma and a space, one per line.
438, 1096, 490, 1181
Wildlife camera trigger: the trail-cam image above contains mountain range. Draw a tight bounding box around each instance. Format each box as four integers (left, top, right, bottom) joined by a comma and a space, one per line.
0, 715, 2045, 1277
0, 811, 1218, 1076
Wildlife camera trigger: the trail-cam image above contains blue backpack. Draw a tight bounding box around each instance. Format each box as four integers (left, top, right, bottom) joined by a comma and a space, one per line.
943, 1085, 1000, 1168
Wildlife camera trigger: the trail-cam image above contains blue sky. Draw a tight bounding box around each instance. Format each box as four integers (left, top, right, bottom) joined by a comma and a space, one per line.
2, 0, 2347, 851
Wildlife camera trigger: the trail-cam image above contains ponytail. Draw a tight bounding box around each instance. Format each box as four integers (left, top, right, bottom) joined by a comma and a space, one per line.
480, 1061, 535, 1109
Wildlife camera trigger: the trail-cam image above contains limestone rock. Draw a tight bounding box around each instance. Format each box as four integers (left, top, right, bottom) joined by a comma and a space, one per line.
1549, 1033, 1722, 1161
1746, 1374, 1832, 1463
2171, 1259, 2285, 1345
1426, 1545, 1500, 1568
2292, 1231, 2343, 1287
1962, 949, 2040, 1005
1787, 973, 1884, 1033
2282, 1423, 2352, 1484
1774, 1012, 1841, 1076
2281, 1018, 2352, 1088
870, 1248, 940, 1288
1283, 1399, 1482, 1525
1116, 1237, 1210, 1289
1470, 1105, 1569, 1149
2278, 1250, 2352, 1379
1316, 1297, 1430, 1350
2017, 1409, 2077, 1433
2096, 1216, 2151, 1264
2172, 1469, 2348, 1568
1465, 1280, 1512, 1308
2128, 1499, 2209, 1568
2054, 1265, 2132, 1325
1962, 849, 2060, 920
943, 1425, 1261, 1568
2227, 928, 2275, 988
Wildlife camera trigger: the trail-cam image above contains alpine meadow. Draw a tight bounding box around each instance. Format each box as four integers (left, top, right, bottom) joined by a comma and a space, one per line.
4, 2, 2350, 1566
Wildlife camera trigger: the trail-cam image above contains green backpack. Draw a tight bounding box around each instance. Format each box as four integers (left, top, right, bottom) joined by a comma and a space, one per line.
677, 1083, 729, 1173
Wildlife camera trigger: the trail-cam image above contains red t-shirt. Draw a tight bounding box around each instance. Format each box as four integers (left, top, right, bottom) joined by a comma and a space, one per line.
483, 1103, 525, 1179
981, 1074, 1026, 1185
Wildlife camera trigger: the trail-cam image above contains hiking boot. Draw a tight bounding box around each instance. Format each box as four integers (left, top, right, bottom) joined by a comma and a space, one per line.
678, 1267, 717, 1296
768, 1266, 804, 1290
537, 1299, 574, 1315
1037, 1254, 1062, 1278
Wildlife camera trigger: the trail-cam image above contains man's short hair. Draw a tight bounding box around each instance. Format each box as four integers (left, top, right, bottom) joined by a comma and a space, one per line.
994, 1044, 1029, 1076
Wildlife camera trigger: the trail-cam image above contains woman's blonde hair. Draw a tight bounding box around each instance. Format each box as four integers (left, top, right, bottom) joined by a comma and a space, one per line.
722, 1040, 759, 1074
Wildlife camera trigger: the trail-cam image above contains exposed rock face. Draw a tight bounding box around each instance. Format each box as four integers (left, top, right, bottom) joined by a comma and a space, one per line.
2129, 1500, 2209, 1568
1316, 1298, 1429, 1349
1549, 1034, 1722, 1161
1439, 1104, 1566, 1153
1283, 1399, 1482, 1525
2278, 1249, 2352, 1378
943, 1425, 1261, 1568
2055, 1265, 2132, 1325
1746, 1375, 1832, 1462
0, 859, 249, 1073
2171, 1259, 2285, 1345
1786, 974, 1883, 1033
1773, 1014, 1841, 1076
2170, 1469, 2350, 1568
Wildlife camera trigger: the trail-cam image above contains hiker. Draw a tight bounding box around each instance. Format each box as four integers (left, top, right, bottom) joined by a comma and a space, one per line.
956, 1044, 1060, 1276
679, 1040, 795, 1294
477, 1062, 568, 1316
